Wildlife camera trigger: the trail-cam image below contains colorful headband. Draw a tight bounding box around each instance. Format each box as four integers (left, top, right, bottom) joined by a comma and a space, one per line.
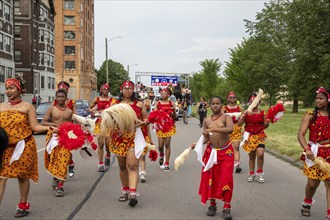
316, 86, 330, 102
120, 81, 135, 90
58, 83, 69, 92
227, 92, 236, 98
5, 78, 22, 92
161, 88, 170, 96
100, 83, 110, 91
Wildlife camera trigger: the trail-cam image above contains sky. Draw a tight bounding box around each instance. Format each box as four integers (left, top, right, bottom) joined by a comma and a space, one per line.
94, 0, 268, 86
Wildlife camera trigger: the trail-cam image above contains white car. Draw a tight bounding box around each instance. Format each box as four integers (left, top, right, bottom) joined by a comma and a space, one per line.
151, 95, 179, 121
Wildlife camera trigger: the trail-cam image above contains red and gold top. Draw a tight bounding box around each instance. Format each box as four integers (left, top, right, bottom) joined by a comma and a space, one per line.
223, 105, 241, 123
157, 101, 174, 120
244, 111, 265, 135
309, 112, 330, 143
130, 101, 148, 137
96, 97, 118, 111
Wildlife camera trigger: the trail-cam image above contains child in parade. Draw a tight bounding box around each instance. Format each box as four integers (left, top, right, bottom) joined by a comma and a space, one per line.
41, 90, 73, 197
197, 97, 208, 128
89, 83, 118, 172
155, 88, 177, 171
237, 92, 270, 183
222, 92, 243, 173
0, 78, 51, 217
106, 80, 150, 207
193, 96, 234, 220
52, 81, 76, 177
298, 87, 330, 219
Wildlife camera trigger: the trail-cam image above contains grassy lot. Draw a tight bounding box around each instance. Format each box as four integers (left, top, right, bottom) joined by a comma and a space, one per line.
190, 104, 309, 161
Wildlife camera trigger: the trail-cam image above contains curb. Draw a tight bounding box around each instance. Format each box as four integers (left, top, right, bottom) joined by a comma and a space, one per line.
265, 148, 304, 169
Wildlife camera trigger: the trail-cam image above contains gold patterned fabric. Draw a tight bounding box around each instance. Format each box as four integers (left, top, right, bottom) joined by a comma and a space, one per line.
303, 163, 330, 181
243, 132, 266, 153
230, 124, 242, 142
44, 131, 71, 180
156, 126, 176, 138
0, 110, 38, 183
109, 131, 135, 157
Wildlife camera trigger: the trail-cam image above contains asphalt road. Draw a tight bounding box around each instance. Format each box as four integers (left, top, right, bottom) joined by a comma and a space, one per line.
0, 117, 326, 220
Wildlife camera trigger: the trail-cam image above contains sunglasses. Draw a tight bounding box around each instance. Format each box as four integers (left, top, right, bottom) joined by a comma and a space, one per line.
228, 96, 236, 99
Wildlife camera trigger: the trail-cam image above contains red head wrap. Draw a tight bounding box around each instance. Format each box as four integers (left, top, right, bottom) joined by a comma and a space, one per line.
58, 82, 69, 92
227, 91, 237, 99
120, 81, 135, 90
100, 83, 110, 91
249, 95, 256, 102
316, 87, 330, 102
161, 88, 170, 96
5, 78, 22, 92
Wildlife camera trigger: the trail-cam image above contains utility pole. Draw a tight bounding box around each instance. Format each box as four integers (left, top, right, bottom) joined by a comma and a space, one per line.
105, 38, 109, 85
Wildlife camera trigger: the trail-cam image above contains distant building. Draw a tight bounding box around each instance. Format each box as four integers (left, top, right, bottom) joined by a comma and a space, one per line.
54, 0, 97, 101
0, 0, 14, 102
13, 0, 56, 102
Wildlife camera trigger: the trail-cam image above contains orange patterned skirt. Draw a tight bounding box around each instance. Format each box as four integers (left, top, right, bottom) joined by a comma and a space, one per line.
243, 132, 266, 153
0, 137, 39, 183
156, 125, 176, 138
230, 124, 242, 142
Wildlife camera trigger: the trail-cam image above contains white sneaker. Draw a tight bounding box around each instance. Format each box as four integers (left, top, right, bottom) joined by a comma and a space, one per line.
140, 171, 146, 183
97, 164, 105, 172
247, 174, 255, 182
258, 174, 265, 183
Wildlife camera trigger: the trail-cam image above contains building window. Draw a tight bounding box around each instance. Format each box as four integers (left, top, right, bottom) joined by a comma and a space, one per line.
0, 33, 3, 50
4, 3, 11, 22
48, 77, 51, 89
14, 26, 21, 38
51, 78, 55, 89
65, 61, 75, 70
0, 66, 5, 82
41, 76, 45, 89
7, 67, 12, 79
14, 0, 20, 13
40, 29, 44, 42
65, 46, 75, 55
50, 55, 54, 67
64, 31, 75, 40
15, 50, 21, 62
64, 16, 75, 25
50, 33, 54, 46
40, 52, 44, 65
4, 36, 11, 53
64, 0, 75, 10
0, 1, 3, 18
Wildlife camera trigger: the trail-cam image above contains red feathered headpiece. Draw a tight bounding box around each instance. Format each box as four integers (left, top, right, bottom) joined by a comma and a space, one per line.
58, 122, 86, 151
147, 110, 174, 133
266, 103, 285, 123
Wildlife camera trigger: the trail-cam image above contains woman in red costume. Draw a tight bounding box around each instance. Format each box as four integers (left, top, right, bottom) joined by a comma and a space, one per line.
237, 92, 269, 183
0, 78, 51, 218
89, 83, 118, 172
222, 91, 243, 173
109, 80, 150, 207
155, 88, 177, 171
299, 87, 330, 219
52, 81, 76, 177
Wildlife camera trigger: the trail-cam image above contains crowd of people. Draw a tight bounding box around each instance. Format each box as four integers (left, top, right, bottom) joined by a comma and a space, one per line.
0, 76, 329, 220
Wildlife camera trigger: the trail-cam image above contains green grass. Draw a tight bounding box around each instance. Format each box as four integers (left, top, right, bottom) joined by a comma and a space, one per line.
191, 105, 309, 161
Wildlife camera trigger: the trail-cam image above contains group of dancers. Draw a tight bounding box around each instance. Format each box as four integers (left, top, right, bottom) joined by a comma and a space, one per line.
0, 76, 329, 220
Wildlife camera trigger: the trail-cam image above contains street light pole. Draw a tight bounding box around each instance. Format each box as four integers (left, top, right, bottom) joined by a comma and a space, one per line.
127, 64, 138, 82
104, 36, 122, 85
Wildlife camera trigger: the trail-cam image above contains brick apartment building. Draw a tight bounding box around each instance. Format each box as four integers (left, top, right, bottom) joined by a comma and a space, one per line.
54, 0, 97, 101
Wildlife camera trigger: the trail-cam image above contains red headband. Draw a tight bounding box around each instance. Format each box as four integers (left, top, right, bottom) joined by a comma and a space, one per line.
58, 83, 69, 92
161, 88, 170, 96
316, 87, 330, 102
120, 81, 134, 90
5, 78, 22, 92
100, 83, 110, 91
227, 92, 236, 98
249, 95, 256, 102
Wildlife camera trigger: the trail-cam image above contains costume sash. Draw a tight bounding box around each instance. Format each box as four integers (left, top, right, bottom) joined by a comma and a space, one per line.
203, 142, 231, 172
240, 131, 250, 148
9, 139, 25, 165
305, 142, 319, 168
194, 135, 205, 167
134, 127, 146, 159
46, 134, 59, 155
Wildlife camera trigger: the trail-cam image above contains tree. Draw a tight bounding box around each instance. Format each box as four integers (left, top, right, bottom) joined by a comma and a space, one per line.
97, 59, 129, 96
199, 59, 222, 99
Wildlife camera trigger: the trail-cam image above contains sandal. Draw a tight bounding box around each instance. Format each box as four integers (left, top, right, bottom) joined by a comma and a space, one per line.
301, 204, 311, 217
15, 209, 29, 218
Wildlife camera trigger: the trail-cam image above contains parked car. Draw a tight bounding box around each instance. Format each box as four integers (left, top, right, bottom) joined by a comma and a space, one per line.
151, 95, 179, 121
36, 102, 52, 123
75, 99, 91, 117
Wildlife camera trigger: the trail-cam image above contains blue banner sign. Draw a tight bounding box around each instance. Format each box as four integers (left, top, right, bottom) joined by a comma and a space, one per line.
151, 76, 178, 86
